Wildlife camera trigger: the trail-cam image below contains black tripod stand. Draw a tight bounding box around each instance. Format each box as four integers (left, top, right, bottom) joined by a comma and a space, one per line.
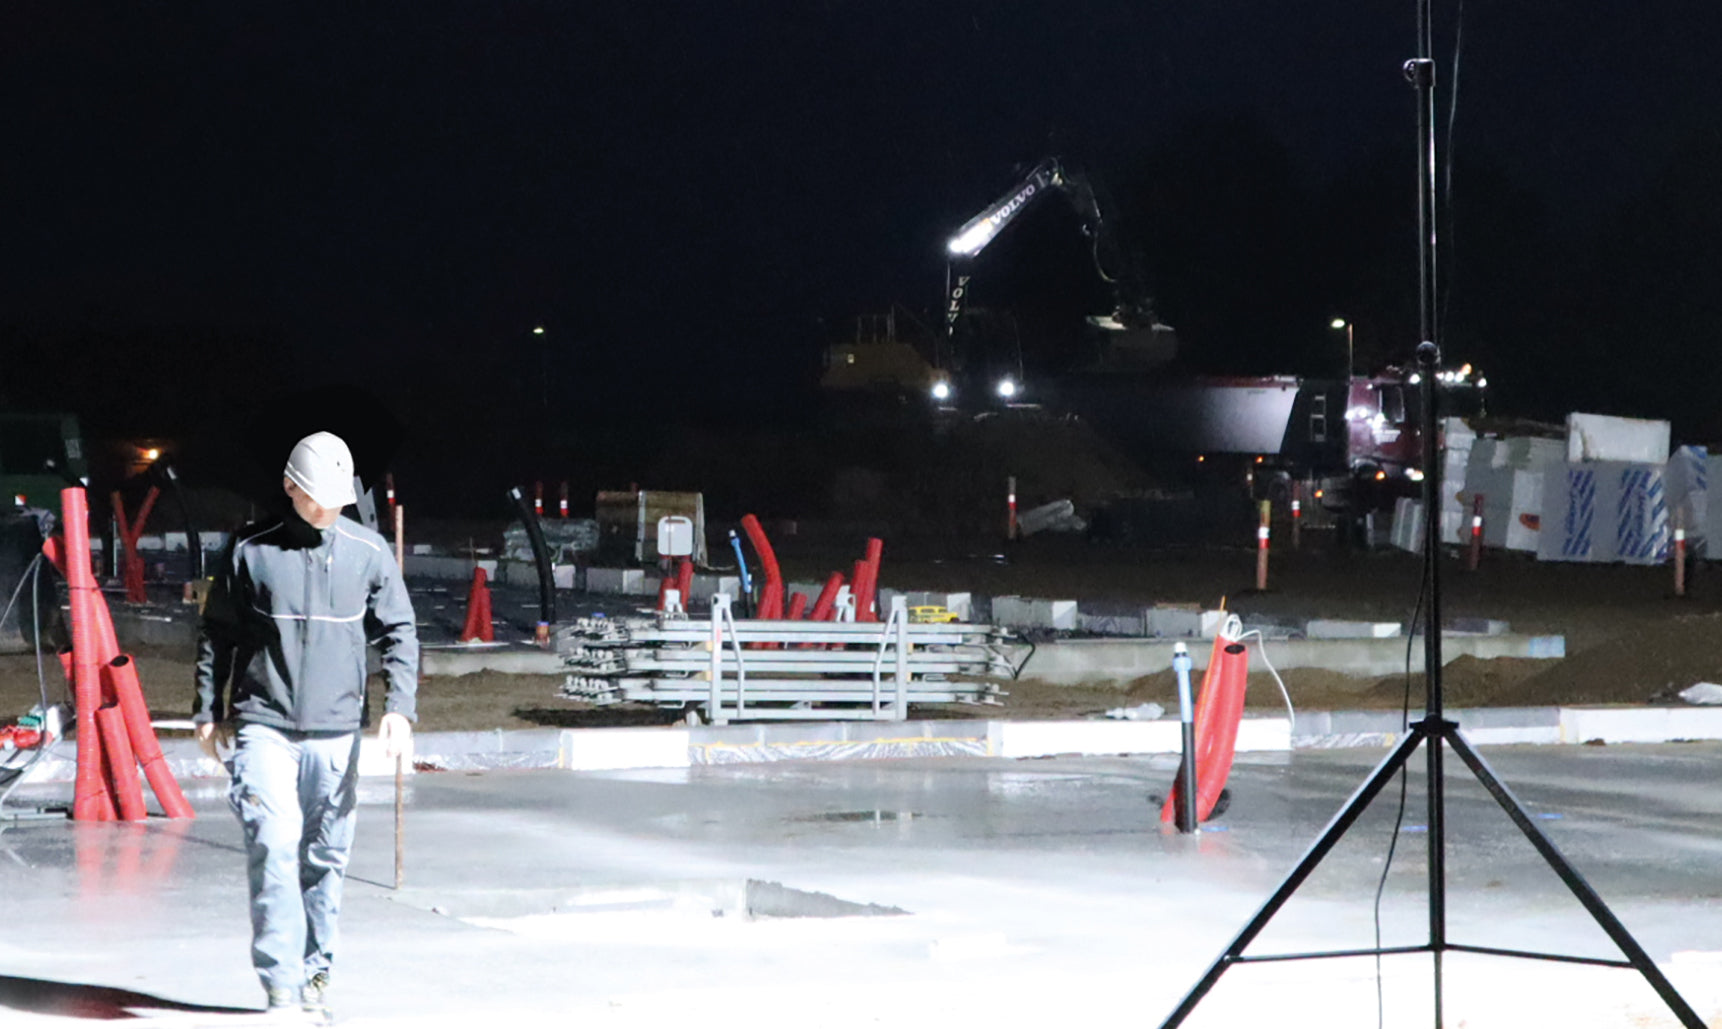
1156, 12, 1706, 1028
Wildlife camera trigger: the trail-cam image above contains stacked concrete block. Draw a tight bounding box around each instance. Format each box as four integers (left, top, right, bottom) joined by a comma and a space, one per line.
689, 574, 742, 604
1664, 446, 1708, 545
1439, 417, 1476, 544
991, 596, 1079, 631
1538, 461, 1669, 565
1306, 619, 1402, 639
1566, 412, 1671, 465
1391, 497, 1423, 553
499, 560, 581, 590
1487, 468, 1546, 552
1144, 605, 1224, 639
1077, 611, 1146, 637
585, 567, 647, 595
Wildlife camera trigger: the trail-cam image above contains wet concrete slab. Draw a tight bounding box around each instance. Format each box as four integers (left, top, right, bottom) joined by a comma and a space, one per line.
4, 744, 1722, 1027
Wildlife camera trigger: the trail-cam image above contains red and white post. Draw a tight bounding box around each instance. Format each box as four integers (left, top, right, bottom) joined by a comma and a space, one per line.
1290, 482, 1302, 550
1673, 510, 1687, 598
1006, 475, 1018, 541
1255, 499, 1271, 591
533, 481, 544, 518
1467, 493, 1485, 572
558, 481, 569, 519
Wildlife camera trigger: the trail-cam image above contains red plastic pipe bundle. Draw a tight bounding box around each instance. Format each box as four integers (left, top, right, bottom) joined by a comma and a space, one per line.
111, 486, 160, 604
851, 538, 883, 622
739, 515, 784, 621
45, 487, 195, 821
1160, 627, 1250, 825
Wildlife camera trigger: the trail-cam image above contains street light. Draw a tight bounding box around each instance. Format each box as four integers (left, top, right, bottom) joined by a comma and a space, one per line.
1329, 318, 1354, 381
533, 326, 549, 417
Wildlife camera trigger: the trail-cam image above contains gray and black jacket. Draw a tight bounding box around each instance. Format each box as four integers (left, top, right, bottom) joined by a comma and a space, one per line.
194, 513, 418, 732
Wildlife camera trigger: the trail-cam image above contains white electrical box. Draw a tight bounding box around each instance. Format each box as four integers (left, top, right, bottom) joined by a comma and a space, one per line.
656, 515, 694, 558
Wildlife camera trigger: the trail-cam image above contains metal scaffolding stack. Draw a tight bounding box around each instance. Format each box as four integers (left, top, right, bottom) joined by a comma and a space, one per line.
558, 596, 1017, 724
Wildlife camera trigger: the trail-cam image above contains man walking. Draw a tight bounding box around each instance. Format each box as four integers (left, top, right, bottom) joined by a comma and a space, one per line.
194, 431, 418, 1023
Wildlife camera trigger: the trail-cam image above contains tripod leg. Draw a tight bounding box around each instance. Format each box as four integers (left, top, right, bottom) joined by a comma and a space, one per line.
1444, 730, 1707, 1029
1158, 726, 1428, 1029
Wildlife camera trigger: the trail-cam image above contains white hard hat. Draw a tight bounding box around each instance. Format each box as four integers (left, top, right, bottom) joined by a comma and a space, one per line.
284, 431, 358, 509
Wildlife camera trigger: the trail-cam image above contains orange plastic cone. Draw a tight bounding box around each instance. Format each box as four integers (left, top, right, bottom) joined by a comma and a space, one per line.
460, 567, 494, 643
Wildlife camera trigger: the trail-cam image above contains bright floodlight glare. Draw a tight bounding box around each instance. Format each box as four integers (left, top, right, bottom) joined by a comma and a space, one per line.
1477, 377, 1488, 388
1408, 468, 1426, 482
1330, 318, 1347, 329
931, 381, 952, 401
532, 326, 545, 335
948, 223, 997, 257
145, 448, 160, 461
1408, 372, 1422, 385
995, 378, 1018, 399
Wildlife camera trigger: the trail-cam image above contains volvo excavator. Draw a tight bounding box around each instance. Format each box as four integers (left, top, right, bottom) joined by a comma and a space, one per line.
935, 156, 1176, 407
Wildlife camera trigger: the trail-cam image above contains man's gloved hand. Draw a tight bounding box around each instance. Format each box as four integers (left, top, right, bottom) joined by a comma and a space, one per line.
195, 720, 234, 761
378, 712, 413, 760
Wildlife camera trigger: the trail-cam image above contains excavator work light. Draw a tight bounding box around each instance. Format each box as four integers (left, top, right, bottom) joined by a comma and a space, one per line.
930, 381, 952, 402
995, 378, 1018, 399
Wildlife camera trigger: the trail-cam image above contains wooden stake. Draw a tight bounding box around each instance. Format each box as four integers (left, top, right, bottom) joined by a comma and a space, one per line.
394, 504, 405, 570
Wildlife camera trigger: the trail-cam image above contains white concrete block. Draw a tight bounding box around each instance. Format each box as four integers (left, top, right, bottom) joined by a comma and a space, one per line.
997, 716, 1290, 758
990, 596, 1031, 627
690, 574, 742, 603
560, 727, 691, 770
586, 568, 645, 595
993, 597, 1078, 631
1306, 620, 1402, 639
1567, 412, 1671, 465
553, 564, 578, 590
1559, 707, 1722, 744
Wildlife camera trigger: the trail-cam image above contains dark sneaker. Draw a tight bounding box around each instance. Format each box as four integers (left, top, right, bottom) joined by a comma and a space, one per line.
302, 971, 332, 1025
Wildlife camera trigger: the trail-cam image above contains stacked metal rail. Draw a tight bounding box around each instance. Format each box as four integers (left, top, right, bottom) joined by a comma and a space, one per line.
558, 595, 1016, 724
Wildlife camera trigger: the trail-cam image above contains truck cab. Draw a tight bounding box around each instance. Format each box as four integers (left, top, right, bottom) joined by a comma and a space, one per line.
1, 412, 86, 515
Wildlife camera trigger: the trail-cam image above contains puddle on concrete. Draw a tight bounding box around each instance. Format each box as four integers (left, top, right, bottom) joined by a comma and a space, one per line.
397, 878, 907, 924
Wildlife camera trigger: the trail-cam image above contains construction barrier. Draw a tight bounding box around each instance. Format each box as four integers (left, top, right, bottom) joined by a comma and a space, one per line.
1161, 624, 1250, 825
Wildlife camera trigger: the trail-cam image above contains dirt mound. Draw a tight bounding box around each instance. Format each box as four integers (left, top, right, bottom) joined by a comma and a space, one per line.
1488, 612, 1722, 707
1116, 654, 1552, 713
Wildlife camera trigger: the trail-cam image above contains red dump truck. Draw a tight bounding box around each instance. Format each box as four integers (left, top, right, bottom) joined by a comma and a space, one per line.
1052, 366, 1487, 521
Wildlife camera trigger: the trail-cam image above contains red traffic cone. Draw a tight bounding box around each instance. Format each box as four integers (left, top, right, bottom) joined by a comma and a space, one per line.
461, 568, 494, 643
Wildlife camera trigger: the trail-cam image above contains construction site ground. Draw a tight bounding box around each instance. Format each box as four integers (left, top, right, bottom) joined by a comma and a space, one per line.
7, 746, 1722, 1027
4, 533, 1718, 731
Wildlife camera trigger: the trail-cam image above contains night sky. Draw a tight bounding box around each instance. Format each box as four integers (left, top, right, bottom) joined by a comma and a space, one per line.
5, 3, 1721, 508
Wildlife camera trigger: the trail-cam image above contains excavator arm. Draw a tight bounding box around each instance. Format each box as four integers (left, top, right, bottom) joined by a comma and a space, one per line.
943, 157, 1163, 338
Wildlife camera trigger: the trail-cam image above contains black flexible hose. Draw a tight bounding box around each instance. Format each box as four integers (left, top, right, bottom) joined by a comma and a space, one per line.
508, 486, 556, 628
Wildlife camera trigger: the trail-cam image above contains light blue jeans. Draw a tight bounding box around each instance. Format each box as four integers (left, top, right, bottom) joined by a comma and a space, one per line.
227, 722, 361, 997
